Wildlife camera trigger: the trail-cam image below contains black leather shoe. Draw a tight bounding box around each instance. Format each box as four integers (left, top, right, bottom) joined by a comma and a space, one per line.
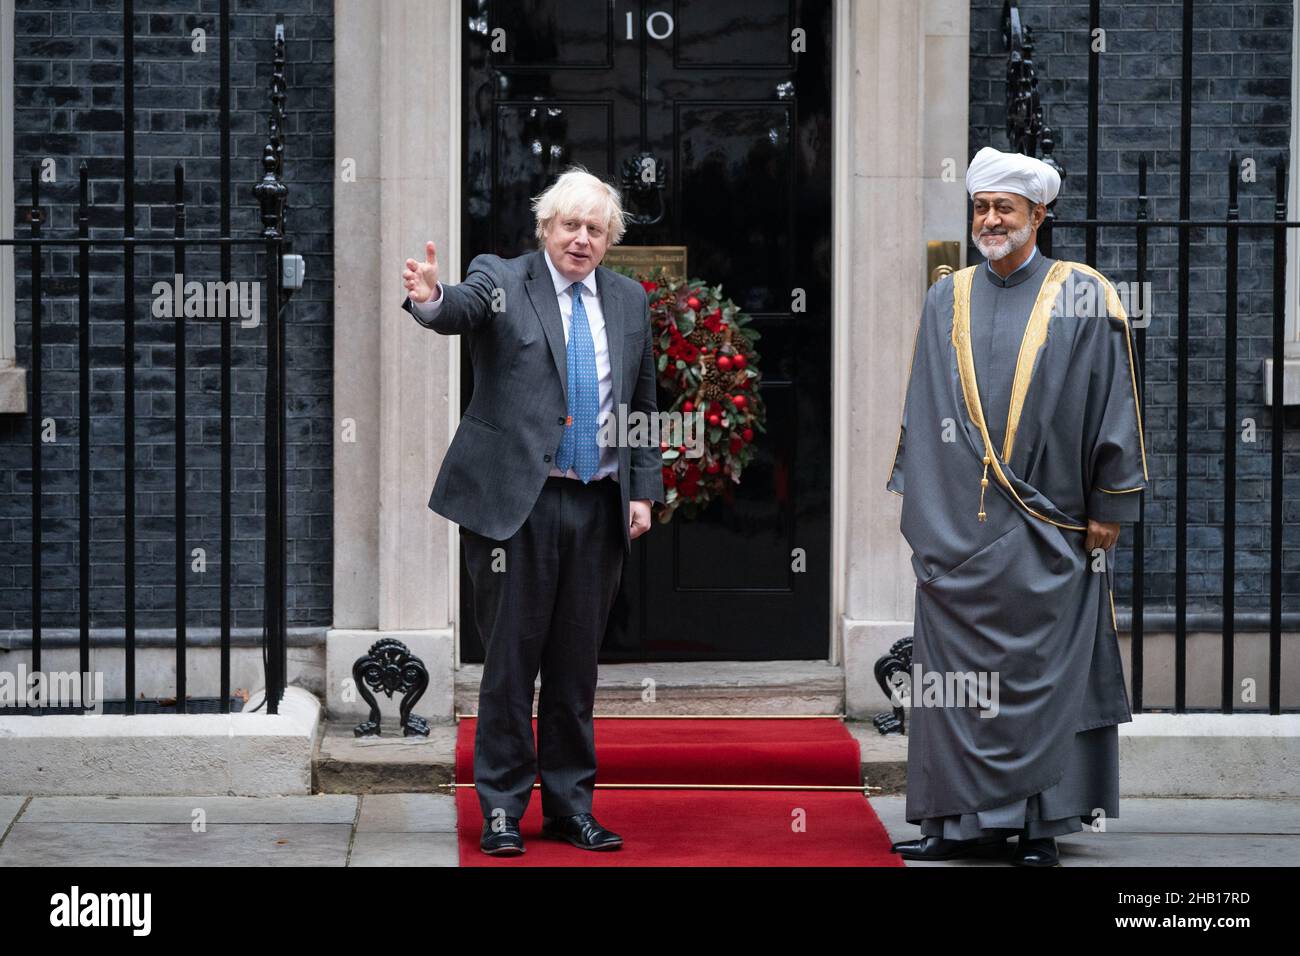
541, 812, 623, 850
890, 834, 1009, 861
1012, 836, 1060, 867
480, 817, 524, 856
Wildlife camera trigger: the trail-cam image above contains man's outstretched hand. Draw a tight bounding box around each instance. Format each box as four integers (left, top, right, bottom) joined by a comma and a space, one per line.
402, 240, 440, 303
1085, 518, 1120, 553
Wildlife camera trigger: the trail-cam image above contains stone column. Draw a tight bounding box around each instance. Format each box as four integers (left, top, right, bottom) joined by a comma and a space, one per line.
837, 0, 970, 717
330, 0, 460, 720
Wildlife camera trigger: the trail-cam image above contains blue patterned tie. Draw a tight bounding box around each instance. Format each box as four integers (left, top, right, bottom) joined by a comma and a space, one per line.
554, 281, 600, 482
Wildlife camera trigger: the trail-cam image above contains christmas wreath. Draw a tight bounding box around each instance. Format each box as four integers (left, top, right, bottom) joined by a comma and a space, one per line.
609, 263, 767, 522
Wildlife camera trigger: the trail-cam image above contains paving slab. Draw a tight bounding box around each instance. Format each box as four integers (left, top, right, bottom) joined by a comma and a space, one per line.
1052, 833, 1300, 867
349, 831, 459, 867
869, 795, 1300, 867
0, 797, 26, 833
1098, 797, 1300, 835
20, 794, 358, 825
0, 822, 353, 867
355, 793, 457, 833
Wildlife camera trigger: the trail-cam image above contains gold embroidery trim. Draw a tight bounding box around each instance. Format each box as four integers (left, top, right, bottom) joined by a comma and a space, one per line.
1108, 578, 1118, 634
1001, 260, 1075, 462
1063, 262, 1150, 482
1097, 485, 1143, 494
951, 265, 1087, 533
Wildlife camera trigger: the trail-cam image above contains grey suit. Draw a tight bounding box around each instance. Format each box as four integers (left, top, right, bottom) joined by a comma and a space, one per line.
402, 247, 664, 821
401, 247, 664, 553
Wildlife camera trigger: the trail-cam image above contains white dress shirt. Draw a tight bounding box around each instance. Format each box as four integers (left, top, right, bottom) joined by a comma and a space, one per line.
409, 249, 618, 481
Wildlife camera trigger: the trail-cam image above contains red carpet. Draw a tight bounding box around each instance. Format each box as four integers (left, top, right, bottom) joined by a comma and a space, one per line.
455, 717, 902, 867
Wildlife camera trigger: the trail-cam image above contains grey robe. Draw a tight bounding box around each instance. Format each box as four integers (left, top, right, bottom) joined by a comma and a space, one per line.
887, 252, 1148, 838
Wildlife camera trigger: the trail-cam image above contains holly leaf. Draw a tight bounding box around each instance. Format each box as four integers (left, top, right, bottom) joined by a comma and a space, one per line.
657, 353, 668, 372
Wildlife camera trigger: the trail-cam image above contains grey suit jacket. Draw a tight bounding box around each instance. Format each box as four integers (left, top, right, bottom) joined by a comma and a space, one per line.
402, 247, 665, 553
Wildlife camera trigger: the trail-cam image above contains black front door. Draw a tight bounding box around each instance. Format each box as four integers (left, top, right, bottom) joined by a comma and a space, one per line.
459, 0, 833, 661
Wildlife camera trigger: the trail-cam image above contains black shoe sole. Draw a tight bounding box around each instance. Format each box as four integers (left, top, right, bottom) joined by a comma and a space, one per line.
540, 829, 623, 850
893, 840, 1010, 861
480, 844, 525, 856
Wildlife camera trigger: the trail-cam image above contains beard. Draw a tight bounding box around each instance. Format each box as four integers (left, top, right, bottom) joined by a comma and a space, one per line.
973, 221, 1033, 261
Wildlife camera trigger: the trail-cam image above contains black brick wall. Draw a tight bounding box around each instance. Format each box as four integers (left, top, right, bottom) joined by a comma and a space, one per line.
2, 0, 333, 630
8, 0, 1292, 635
971, 0, 1300, 617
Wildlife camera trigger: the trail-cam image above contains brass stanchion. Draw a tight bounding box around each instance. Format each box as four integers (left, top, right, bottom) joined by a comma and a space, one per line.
436, 782, 883, 794
454, 713, 850, 720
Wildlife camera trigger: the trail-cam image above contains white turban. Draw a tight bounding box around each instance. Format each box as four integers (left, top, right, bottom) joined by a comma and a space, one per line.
965, 146, 1061, 206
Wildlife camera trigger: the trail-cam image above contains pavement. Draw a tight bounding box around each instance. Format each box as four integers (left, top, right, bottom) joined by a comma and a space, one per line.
871, 795, 1300, 866
2, 792, 1297, 866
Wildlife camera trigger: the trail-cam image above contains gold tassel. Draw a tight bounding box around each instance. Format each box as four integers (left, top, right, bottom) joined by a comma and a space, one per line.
978, 453, 990, 521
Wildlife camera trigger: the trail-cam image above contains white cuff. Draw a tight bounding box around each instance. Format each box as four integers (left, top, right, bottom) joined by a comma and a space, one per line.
410, 282, 445, 317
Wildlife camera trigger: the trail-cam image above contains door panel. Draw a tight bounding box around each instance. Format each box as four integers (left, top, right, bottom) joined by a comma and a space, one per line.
460, 0, 833, 661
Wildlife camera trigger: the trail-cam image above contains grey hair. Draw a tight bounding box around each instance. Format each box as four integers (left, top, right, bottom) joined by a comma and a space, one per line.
530, 165, 627, 247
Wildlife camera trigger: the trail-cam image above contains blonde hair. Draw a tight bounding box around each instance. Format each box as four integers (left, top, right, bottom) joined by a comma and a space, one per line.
530, 165, 627, 248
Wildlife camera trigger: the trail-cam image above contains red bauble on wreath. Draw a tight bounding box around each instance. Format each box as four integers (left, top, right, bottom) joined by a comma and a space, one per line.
608, 263, 767, 523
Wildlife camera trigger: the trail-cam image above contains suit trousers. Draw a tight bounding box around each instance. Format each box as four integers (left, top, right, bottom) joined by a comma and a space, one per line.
462, 474, 625, 820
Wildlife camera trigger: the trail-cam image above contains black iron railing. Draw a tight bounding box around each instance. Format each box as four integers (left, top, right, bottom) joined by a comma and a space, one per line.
1004, 0, 1294, 715
1, 2, 291, 714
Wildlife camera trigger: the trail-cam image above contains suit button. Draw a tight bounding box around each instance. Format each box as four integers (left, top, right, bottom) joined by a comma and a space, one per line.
543, 454, 551, 462
557, 416, 565, 425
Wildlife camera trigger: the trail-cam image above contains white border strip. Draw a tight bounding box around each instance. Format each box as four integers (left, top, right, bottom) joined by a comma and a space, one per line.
448, 0, 463, 666
829, 0, 850, 666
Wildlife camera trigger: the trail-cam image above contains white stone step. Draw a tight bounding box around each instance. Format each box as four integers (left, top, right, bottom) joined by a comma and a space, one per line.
454, 660, 847, 716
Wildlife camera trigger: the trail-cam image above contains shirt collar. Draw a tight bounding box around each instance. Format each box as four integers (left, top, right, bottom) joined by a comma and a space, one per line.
543, 249, 598, 298
985, 243, 1037, 278
981, 244, 1047, 288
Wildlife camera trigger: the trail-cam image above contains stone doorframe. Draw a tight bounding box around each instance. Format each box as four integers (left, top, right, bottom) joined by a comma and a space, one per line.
329, 0, 969, 720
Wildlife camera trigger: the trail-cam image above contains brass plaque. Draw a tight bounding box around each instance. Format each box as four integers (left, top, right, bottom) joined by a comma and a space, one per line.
927, 240, 962, 287
602, 244, 688, 282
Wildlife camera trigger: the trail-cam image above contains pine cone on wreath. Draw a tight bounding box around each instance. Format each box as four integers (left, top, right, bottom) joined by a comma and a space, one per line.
699, 360, 724, 402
